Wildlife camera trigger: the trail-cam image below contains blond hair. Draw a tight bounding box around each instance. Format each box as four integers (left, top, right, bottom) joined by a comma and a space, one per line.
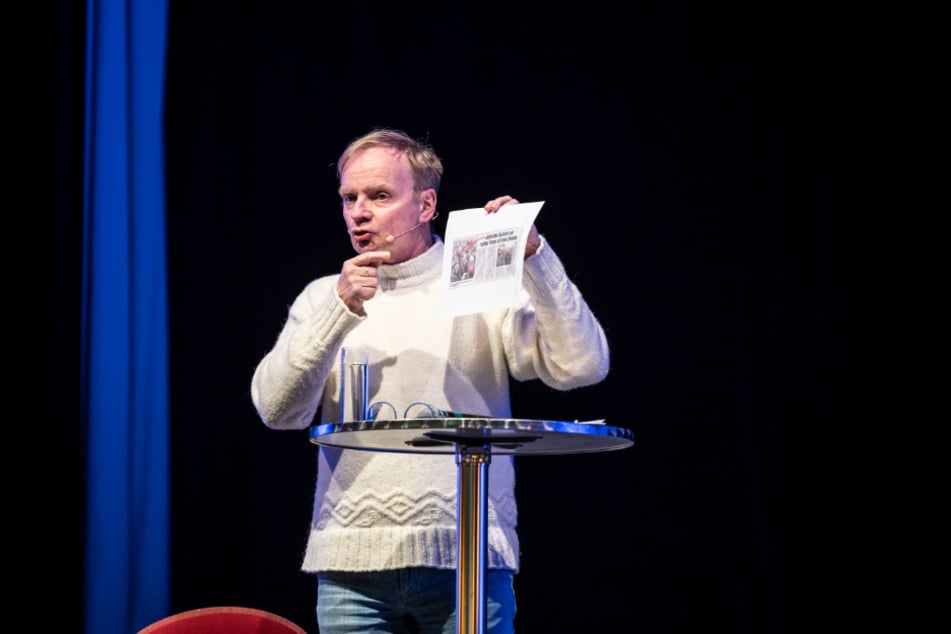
337, 128, 444, 192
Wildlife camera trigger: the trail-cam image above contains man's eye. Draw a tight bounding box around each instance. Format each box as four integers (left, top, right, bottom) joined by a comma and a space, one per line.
374, 192, 390, 202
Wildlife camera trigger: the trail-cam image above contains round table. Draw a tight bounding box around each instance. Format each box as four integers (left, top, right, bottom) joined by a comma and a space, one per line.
310, 417, 634, 634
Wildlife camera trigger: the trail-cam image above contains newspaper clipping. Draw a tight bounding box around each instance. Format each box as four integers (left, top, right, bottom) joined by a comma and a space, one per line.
439, 201, 544, 318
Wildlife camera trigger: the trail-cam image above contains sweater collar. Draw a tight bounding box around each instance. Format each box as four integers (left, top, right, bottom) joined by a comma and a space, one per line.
378, 235, 443, 290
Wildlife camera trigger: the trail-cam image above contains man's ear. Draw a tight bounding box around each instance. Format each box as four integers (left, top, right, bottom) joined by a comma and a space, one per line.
419, 188, 438, 221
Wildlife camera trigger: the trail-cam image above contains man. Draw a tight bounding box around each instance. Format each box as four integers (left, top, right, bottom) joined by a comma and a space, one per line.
251, 128, 609, 633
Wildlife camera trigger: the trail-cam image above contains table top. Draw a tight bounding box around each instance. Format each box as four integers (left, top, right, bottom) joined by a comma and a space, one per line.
309, 417, 634, 456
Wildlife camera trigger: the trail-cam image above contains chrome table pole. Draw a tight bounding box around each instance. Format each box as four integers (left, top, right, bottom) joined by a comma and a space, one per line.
454, 440, 490, 634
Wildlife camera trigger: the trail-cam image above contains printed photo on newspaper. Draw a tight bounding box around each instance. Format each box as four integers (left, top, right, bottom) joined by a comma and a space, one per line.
439, 201, 544, 318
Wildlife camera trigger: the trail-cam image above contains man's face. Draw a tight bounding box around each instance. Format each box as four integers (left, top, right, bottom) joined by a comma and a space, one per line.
338, 146, 428, 262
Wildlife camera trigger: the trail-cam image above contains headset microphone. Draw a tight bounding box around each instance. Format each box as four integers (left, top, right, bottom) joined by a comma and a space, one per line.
385, 223, 424, 243
385, 209, 438, 243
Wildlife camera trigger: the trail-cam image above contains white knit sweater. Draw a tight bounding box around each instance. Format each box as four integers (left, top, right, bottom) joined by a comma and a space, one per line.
251, 236, 609, 573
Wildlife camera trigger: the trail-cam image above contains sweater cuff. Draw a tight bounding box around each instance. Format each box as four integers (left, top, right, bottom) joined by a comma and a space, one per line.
290, 287, 364, 369
521, 236, 568, 302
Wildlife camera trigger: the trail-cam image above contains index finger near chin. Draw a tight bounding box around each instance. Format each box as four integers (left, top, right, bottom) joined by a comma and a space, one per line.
363, 251, 391, 266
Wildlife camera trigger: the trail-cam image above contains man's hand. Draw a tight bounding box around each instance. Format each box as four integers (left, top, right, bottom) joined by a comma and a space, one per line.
337, 250, 391, 316
484, 195, 540, 260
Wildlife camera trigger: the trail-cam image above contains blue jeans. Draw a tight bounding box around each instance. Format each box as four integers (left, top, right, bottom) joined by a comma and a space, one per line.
316, 567, 516, 633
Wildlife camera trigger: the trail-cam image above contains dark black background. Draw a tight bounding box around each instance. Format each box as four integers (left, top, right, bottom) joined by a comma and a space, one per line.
34, 2, 945, 632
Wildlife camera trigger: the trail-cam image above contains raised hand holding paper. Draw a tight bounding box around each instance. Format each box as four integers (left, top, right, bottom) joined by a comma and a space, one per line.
439, 201, 544, 318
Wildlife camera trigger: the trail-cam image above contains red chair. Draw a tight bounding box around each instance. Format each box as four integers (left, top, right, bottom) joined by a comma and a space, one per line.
136, 606, 308, 634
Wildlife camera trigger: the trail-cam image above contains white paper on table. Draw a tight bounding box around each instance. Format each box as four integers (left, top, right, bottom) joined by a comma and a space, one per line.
439, 201, 544, 318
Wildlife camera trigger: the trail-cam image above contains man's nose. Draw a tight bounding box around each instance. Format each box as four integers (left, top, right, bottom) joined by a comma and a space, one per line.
349, 196, 372, 219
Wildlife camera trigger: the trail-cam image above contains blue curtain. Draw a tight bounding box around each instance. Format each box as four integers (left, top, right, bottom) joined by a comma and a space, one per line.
81, 1, 170, 632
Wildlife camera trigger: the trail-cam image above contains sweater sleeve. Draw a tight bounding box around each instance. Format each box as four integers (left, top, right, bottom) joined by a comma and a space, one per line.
250, 276, 363, 429
504, 236, 610, 390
